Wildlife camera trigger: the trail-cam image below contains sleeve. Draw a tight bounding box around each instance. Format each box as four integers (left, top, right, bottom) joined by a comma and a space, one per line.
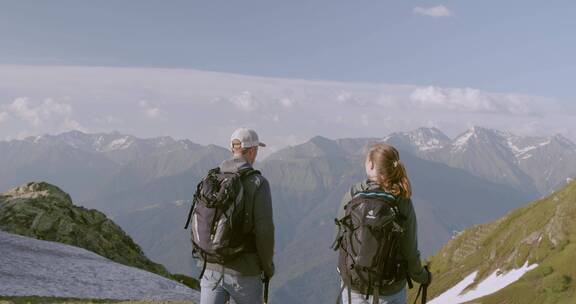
337, 187, 353, 219
401, 199, 430, 284
252, 178, 275, 278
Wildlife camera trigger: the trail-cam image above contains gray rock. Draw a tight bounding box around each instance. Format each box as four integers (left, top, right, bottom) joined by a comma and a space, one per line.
0, 230, 199, 302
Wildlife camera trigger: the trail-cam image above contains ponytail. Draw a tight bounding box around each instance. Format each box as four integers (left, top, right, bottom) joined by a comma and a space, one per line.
366, 143, 412, 199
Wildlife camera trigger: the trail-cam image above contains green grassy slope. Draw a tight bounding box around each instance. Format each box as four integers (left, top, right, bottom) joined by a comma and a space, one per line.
416, 181, 576, 304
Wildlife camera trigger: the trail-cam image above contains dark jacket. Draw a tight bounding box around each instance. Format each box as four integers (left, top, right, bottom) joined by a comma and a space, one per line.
337, 179, 429, 295
205, 155, 275, 278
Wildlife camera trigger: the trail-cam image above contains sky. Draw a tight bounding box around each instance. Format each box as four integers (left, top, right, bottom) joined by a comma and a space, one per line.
0, 1, 575, 150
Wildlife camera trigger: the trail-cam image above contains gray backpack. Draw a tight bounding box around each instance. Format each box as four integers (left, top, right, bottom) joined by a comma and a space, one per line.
184, 167, 260, 278
333, 190, 405, 304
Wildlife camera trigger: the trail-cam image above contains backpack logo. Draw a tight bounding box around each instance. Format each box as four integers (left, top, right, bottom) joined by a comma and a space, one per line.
366, 209, 376, 219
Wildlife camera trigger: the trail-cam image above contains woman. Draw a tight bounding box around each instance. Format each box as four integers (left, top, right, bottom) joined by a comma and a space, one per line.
335, 143, 431, 304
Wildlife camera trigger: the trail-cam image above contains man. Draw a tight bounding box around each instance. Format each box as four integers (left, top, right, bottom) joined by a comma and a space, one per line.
200, 128, 275, 304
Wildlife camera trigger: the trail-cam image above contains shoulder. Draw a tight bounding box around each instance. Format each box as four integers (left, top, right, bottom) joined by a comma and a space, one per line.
350, 180, 370, 195
349, 179, 377, 196
245, 170, 268, 190
397, 197, 415, 217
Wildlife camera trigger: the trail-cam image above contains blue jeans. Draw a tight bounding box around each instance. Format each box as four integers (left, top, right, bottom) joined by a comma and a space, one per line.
200, 269, 263, 304
341, 287, 406, 304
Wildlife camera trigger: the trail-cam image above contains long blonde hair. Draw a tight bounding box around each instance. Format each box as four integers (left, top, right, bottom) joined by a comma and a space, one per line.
366, 143, 412, 199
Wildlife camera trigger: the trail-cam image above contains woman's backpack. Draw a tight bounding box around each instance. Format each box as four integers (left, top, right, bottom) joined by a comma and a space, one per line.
184, 167, 260, 278
333, 190, 405, 304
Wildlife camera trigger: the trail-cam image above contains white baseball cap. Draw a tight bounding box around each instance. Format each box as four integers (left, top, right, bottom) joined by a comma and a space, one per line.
230, 128, 266, 148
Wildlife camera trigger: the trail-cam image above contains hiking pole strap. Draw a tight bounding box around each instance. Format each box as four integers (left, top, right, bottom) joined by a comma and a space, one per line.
421, 264, 430, 304
263, 276, 270, 304
184, 194, 199, 229
335, 284, 346, 304
422, 284, 428, 304
372, 286, 379, 304
198, 257, 208, 280
406, 275, 414, 289
412, 284, 423, 304
347, 287, 352, 304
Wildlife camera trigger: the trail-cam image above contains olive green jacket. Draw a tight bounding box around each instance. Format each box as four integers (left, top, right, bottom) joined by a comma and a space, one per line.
337, 179, 429, 295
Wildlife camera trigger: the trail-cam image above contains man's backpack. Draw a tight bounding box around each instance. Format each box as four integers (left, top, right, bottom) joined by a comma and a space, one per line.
332, 190, 405, 304
184, 167, 260, 278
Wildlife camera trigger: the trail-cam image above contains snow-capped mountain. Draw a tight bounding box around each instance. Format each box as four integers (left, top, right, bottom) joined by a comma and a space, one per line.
384, 127, 451, 154
384, 126, 576, 196
26, 130, 206, 164
0, 131, 230, 214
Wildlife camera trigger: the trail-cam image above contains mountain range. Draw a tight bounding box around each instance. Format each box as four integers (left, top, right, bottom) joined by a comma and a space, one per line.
384, 126, 576, 196
1, 127, 574, 304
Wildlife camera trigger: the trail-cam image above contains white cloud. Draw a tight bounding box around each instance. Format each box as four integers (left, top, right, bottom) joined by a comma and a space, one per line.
94, 115, 123, 125
360, 114, 370, 126
63, 118, 86, 131
336, 91, 369, 106
6, 98, 43, 126
0, 111, 8, 123
0, 97, 85, 132
279, 97, 296, 108
138, 100, 164, 120
145, 107, 161, 119
0, 65, 572, 146
404, 86, 541, 115
414, 5, 452, 18
230, 91, 260, 112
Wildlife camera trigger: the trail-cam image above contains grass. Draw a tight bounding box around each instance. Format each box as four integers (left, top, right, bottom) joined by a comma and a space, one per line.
407, 181, 576, 304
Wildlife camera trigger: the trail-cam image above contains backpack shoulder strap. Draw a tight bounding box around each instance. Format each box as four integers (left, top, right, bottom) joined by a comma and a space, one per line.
238, 167, 261, 178
353, 190, 397, 201
238, 168, 263, 189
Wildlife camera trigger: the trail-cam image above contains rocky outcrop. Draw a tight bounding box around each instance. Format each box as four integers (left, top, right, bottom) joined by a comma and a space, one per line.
0, 182, 170, 278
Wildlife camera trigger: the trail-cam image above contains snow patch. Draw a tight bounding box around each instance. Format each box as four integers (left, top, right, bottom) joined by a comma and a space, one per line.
451, 130, 474, 152
429, 262, 538, 304
103, 136, 133, 151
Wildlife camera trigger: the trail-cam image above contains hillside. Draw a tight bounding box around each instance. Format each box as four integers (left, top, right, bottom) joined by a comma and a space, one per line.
0, 182, 170, 278
423, 181, 576, 304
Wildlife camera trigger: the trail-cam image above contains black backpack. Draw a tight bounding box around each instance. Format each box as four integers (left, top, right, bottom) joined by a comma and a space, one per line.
184, 167, 260, 278
333, 190, 405, 304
